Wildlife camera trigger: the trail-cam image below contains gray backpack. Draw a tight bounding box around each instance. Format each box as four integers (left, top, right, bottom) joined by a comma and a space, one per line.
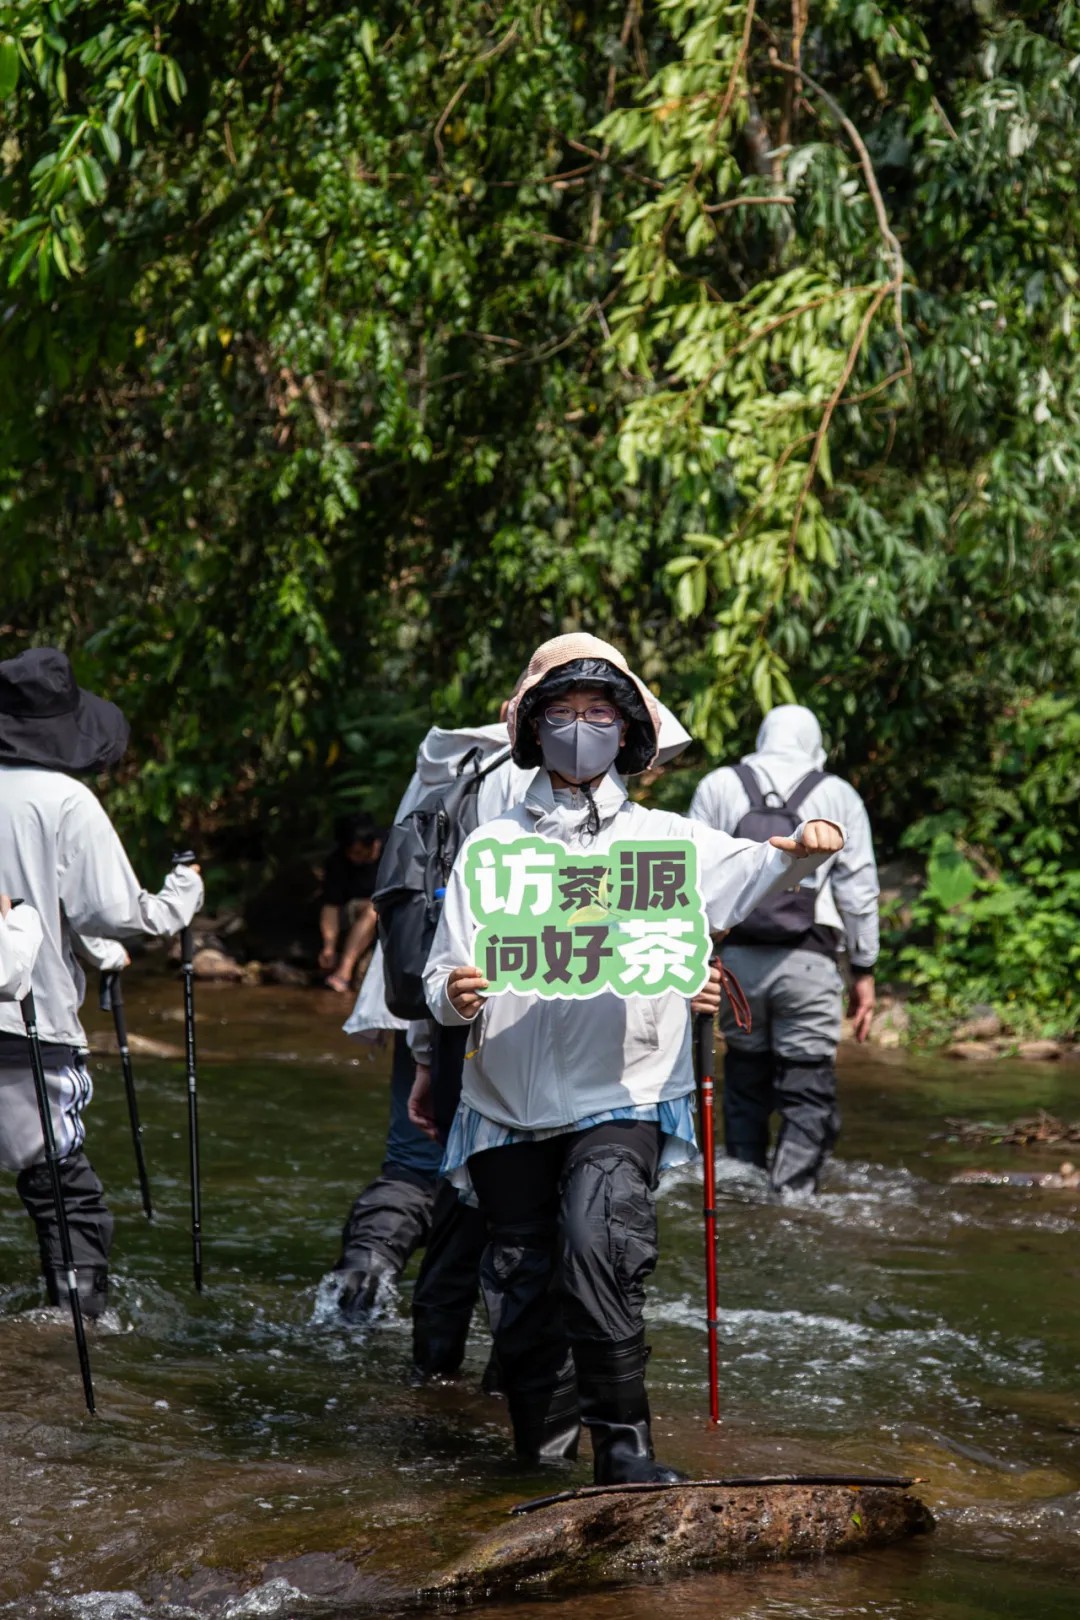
372, 746, 511, 1019
726, 764, 827, 946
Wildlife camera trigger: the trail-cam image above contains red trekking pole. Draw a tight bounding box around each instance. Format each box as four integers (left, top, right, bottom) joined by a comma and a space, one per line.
694, 1011, 721, 1425
695, 963, 752, 1426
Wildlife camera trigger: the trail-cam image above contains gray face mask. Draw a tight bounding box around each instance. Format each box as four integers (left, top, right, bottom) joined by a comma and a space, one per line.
538, 715, 622, 784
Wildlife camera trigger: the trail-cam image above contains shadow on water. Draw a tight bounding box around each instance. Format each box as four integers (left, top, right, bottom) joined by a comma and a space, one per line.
1, 980, 1078, 1617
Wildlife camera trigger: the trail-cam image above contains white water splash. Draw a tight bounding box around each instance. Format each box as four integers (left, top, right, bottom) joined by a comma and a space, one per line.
221, 1577, 305, 1617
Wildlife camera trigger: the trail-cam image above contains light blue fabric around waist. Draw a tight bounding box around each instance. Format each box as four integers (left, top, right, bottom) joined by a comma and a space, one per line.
442, 1092, 698, 1201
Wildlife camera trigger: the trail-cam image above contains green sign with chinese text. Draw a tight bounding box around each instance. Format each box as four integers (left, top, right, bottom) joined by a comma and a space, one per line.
461, 835, 711, 1000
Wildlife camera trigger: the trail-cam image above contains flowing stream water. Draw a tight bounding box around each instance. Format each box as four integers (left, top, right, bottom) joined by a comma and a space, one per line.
1, 979, 1078, 1619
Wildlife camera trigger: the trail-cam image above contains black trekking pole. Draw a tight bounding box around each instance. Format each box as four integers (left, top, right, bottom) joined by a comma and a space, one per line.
172, 850, 202, 1292
99, 970, 153, 1220
21, 989, 96, 1414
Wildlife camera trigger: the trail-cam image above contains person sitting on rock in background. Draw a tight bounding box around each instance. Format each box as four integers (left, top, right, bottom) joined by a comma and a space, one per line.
0, 647, 203, 1319
319, 813, 383, 993
417, 634, 843, 1483
688, 704, 879, 1200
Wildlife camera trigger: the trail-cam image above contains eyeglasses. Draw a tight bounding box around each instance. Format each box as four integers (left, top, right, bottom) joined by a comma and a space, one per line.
542, 702, 621, 727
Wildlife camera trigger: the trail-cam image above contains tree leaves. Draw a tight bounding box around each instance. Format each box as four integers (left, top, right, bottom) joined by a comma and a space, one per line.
0, 0, 1078, 891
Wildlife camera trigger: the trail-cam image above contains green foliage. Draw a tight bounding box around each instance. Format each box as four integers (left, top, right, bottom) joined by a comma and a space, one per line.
882, 697, 1080, 1034
597, 0, 1080, 815
0, 0, 1077, 988
1, 1, 670, 861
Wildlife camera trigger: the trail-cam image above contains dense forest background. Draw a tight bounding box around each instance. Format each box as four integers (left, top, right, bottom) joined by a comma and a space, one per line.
2, 1, 1078, 1028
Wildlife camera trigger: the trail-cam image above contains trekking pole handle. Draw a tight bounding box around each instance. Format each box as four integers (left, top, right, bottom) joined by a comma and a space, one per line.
171, 851, 199, 967
695, 1008, 715, 1077
99, 969, 123, 1013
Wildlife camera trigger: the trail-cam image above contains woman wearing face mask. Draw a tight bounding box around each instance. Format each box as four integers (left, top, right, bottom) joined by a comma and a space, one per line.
416, 635, 844, 1481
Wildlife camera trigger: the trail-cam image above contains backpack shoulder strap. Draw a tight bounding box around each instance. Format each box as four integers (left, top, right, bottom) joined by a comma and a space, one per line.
782, 769, 828, 818
475, 744, 513, 782
732, 763, 767, 809
454, 745, 484, 778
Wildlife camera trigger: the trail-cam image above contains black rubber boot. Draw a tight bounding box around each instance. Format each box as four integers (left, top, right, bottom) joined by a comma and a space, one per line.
574, 1332, 686, 1485
411, 1182, 487, 1379
480, 1349, 505, 1397
335, 1166, 435, 1276
17, 1151, 114, 1319
722, 1049, 774, 1167
508, 1364, 581, 1463
335, 1247, 399, 1321
769, 1058, 840, 1199
45, 1264, 110, 1320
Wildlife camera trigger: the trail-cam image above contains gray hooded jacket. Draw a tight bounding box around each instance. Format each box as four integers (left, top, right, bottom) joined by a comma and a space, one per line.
687, 706, 879, 968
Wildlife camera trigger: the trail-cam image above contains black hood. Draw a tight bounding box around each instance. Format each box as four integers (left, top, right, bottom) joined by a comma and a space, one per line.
511, 658, 657, 775
0, 648, 129, 775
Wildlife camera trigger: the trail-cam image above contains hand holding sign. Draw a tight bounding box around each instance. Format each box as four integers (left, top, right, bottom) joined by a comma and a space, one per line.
448, 965, 490, 1018
769, 819, 843, 857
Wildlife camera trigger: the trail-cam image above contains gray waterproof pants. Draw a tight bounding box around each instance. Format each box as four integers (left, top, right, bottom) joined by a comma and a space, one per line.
718, 944, 844, 1198
0, 1058, 113, 1310
0, 1057, 93, 1171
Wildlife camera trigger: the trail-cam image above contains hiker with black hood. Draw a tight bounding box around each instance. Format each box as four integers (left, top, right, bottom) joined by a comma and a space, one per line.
334, 694, 691, 1379
689, 705, 879, 1199
0, 648, 203, 1318
417, 634, 843, 1482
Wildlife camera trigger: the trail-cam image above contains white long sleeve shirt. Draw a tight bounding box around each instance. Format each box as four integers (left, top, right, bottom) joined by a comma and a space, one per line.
0, 904, 43, 1002
0, 765, 203, 1049
423, 767, 841, 1131
687, 763, 879, 967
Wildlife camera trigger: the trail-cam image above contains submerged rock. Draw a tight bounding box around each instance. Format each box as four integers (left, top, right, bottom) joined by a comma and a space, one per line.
421, 1480, 934, 1600
87, 1030, 184, 1060
952, 1161, 1079, 1189
947, 1040, 1002, 1061
1015, 1039, 1064, 1062
953, 1007, 1002, 1042
192, 946, 246, 981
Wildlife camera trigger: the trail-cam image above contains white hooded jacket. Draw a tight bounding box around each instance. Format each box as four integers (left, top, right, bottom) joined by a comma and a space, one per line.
688, 706, 879, 967
423, 766, 840, 1132
345, 705, 692, 1041
0, 765, 203, 1049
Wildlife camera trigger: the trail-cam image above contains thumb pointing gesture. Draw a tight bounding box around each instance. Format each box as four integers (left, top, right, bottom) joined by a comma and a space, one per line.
770, 819, 844, 857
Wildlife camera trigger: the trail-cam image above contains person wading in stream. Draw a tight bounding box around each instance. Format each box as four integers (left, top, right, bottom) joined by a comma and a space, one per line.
0, 648, 203, 1318
413, 634, 844, 1482
334, 691, 691, 1380
688, 705, 880, 1200
333, 709, 533, 1331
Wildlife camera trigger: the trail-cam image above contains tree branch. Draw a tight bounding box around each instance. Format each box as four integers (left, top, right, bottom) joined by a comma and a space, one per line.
433, 22, 520, 164
767, 52, 910, 371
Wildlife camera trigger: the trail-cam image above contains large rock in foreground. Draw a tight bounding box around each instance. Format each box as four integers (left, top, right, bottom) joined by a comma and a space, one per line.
422, 1481, 934, 1600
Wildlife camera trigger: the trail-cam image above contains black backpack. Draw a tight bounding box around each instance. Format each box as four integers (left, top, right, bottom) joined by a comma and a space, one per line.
372, 746, 512, 1020
725, 764, 828, 947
